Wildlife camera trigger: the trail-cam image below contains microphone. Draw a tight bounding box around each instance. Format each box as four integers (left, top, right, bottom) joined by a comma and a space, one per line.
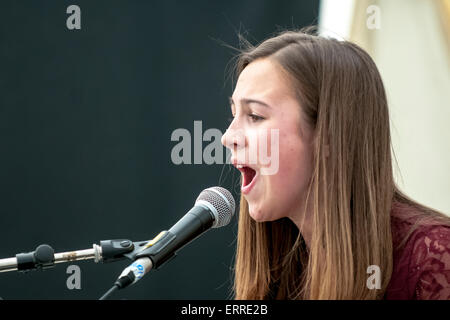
107, 187, 236, 295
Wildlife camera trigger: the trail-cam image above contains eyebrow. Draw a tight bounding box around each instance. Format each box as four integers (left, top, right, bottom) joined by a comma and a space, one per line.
229, 96, 271, 108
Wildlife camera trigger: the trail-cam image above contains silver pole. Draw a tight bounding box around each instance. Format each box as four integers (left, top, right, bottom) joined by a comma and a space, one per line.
0, 244, 102, 273
54, 244, 102, 264
0, 257, 19, 273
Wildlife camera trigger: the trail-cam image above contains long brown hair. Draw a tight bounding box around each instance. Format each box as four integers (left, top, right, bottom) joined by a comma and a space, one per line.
230, 28, 450, 300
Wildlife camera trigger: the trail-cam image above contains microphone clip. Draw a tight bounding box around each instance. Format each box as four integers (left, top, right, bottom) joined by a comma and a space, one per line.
125, 231, 178, 270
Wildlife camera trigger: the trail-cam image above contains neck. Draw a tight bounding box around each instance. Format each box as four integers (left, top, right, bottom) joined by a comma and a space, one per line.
289, 195, 314, 250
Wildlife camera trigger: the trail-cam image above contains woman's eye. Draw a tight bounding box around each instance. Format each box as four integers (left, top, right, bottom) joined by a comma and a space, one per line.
227, 113, 264, 123
249, 114, 264, 122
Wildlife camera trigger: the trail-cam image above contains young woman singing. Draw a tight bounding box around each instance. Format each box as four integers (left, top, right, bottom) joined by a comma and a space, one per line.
221, 29, 450, 300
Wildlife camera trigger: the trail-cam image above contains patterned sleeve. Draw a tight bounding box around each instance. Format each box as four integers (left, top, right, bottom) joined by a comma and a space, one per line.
410, 225, 450, 300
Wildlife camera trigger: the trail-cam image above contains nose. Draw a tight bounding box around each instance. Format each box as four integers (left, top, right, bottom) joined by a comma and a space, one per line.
221, 124, 246, 152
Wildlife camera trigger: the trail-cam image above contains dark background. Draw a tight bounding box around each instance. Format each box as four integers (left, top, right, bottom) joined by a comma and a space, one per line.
0, 0, 319, 299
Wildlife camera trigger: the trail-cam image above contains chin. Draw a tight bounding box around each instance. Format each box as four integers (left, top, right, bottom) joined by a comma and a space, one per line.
248, 205, 272, 222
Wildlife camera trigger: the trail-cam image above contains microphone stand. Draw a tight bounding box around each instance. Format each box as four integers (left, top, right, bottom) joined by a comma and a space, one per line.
0, 239, 150, 299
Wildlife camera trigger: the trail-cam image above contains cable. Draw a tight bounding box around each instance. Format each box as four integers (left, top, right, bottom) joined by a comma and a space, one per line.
99, 284, 119, 300
99, 270, 135, 300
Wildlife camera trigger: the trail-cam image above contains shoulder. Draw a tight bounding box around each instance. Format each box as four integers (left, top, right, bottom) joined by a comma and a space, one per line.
390, 201, 450, 250
408, 224, 450, 269
387, 201, 450, 299
408, 224, 450, 300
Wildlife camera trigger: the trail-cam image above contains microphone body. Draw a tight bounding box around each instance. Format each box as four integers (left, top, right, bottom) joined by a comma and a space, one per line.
115, 187, 235, 289
135, 204, 215, 270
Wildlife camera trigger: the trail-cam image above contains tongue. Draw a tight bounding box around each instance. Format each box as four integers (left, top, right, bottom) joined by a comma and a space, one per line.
242, 167, 256, 187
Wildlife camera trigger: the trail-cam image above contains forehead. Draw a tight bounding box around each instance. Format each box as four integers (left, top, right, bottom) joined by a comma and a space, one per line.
233, 58, 295, 103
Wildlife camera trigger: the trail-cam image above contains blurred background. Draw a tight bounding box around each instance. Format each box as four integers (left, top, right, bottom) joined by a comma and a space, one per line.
0, 0, 448, 299
319, 0, 450, 220
0, 0, 319, 300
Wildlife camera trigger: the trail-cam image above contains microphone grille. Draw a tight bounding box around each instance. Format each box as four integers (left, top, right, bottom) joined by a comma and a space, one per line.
195, 187, 236, 228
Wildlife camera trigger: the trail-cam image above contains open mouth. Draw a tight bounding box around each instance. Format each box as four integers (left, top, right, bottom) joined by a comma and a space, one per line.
234, 163, 258, 194
241, 166, 256, 187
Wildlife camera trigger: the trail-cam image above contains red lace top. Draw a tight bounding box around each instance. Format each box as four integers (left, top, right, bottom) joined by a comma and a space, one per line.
385, 202, 450, 300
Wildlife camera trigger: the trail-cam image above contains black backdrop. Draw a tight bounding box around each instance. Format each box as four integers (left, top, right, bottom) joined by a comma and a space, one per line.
0, 0, 319, 299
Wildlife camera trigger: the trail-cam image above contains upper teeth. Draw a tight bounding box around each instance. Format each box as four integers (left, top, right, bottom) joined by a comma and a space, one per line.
236, 164, 244, 169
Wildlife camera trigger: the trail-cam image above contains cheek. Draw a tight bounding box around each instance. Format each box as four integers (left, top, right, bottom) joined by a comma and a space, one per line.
263, 142, 311, 220
274, 135, 312, 192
